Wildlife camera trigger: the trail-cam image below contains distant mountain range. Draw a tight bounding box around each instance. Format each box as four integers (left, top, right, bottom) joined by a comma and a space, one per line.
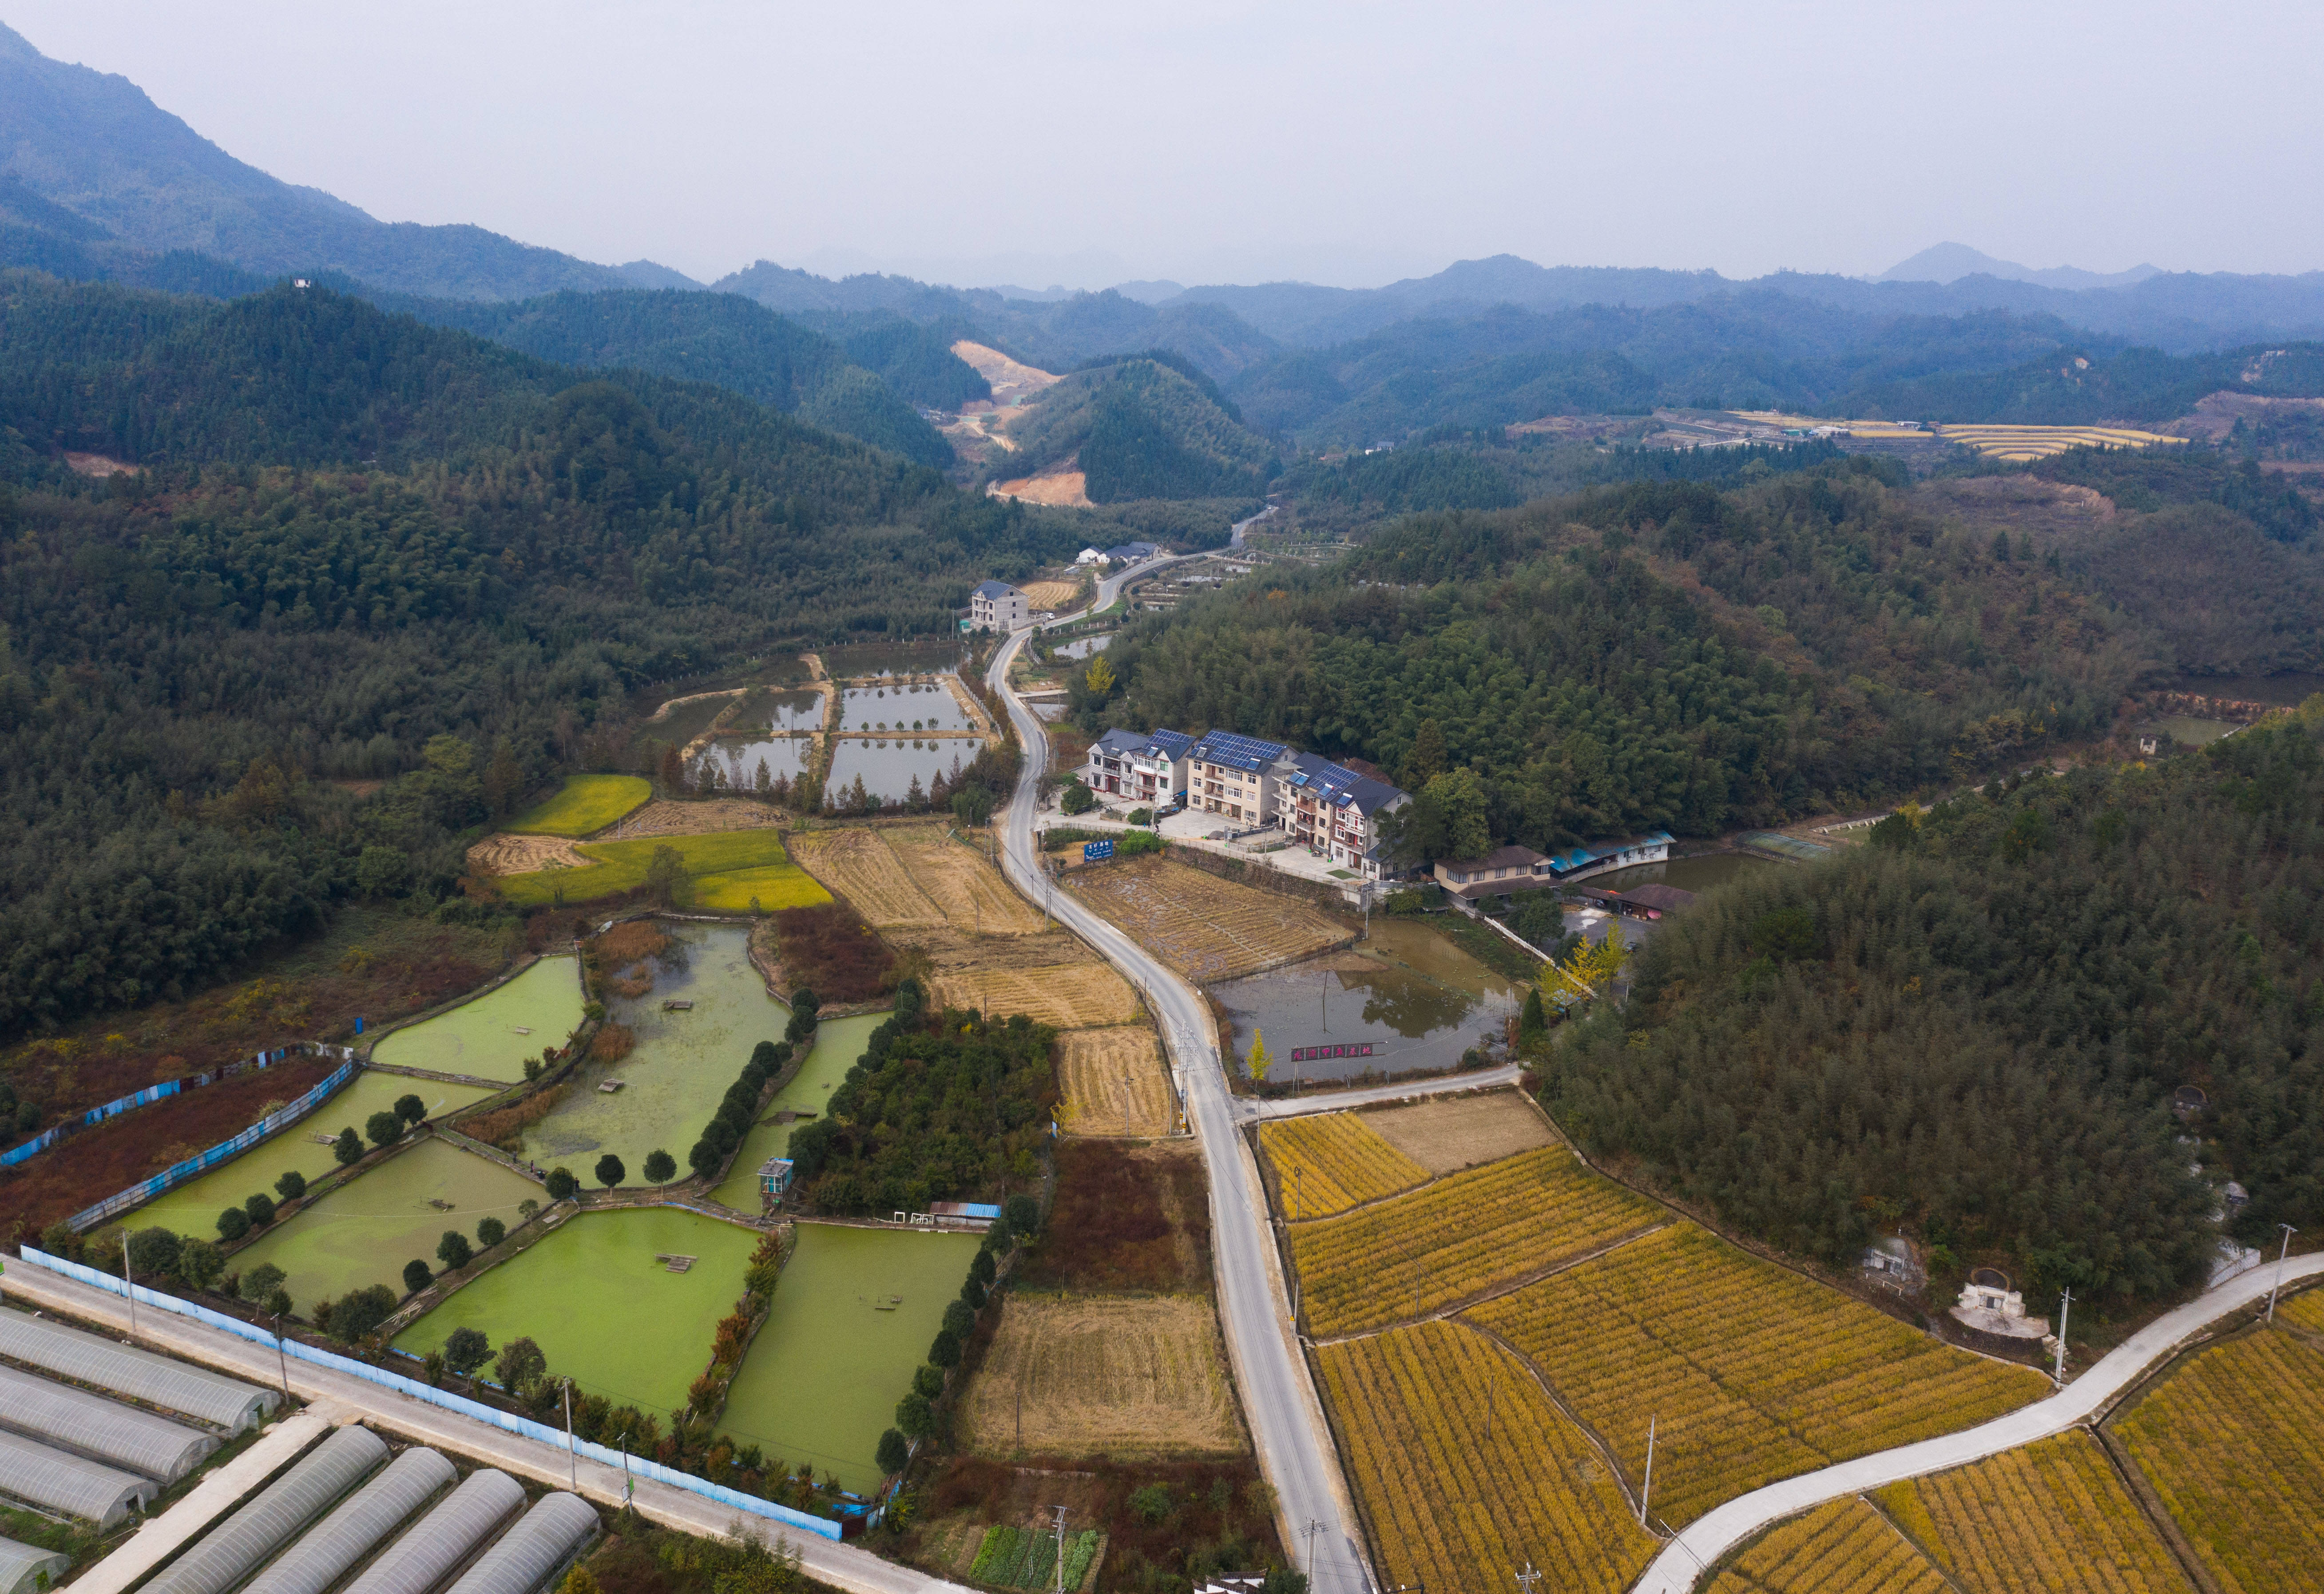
1876, 242, 2162, 291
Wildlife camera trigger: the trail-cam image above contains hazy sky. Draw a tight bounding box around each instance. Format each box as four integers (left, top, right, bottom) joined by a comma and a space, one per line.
12, 0, 2323, 290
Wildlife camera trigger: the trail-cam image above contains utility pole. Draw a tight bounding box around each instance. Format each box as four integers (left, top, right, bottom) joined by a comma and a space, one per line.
1048, 1506, 1069, 1594
272, 1313, 290, 1404
1122, 1070, 1131, 1139
1302, 1519, 1322, 1578
2054, 1289, 2073, 1387
1638, 1415, 1656, 1527
563, 1379, 578, 1490
2267, 1223, 2299, 1322
1515, 1562, 1543, 1594
122, 1238, 139, 1345
621, 1440, 633, 1513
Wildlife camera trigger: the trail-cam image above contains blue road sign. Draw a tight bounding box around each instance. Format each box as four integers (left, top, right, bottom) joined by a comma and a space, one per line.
1084, 839, 1116, 861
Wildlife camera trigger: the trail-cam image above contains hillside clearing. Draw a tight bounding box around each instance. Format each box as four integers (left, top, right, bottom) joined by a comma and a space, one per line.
957, 1295, 1241, 1459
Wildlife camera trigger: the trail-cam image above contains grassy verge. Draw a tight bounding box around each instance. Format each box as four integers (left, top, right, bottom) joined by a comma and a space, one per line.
1427, 912, 1546, 983
497, 830, 833, 909
508, 774, 652, 836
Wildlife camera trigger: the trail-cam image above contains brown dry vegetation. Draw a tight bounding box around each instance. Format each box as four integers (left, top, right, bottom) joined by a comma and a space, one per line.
1018, 580, 1083, 611
1365, 1088, 1557, 1175
929, 965, 1138, 1028
1067, 857, 1350, 983
789, 828, 944, 927
957, 1295, 1242, 1459
1019, 1140, 1210, 1293
884, 828, 1046, 934
0, 1058, 333, 1236
458, 1082, 568, 1153
612, 798, 790, 837
1055, 1028, 1173, 1138
466, 833, 589, 876
767, 900, 897, 1004
589, 1024, 636, 1063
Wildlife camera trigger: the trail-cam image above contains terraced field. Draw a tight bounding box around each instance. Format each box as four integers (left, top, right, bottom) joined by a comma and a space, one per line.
1257, 1113, 1428, 1219
1469, 1222, 2047, 1525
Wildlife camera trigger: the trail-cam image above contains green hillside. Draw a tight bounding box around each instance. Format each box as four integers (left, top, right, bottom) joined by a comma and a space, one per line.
1007, 354, 1279, 501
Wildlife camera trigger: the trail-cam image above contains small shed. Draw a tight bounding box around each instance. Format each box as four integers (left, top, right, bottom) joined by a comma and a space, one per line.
757, 1156, 796, 1210
930, 1201, 1001, 1230
1614, 882, 1696, 918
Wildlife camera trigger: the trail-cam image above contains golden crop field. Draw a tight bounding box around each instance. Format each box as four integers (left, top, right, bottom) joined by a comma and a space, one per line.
1893, 1431, 2194, 1593
956, 1295, 1241, 1459
1258, 1113, 1429, 1218
788, 828, 945, 926
1289, 1146, 1665, 1338
2114, 1316, 2324, 1592
1467, 1222, 2048, 1525
884, 826, 1047, 933
1019, 579, 1083, 610
1317, 1321, 1655, 1594
930, 964, 1140, 1029
1055, 1027, 1174, 1138
506, 774, 651, 836
1934, 423, 2189, 461
1067, 856, 1350, 983
1707, 1498, 1947, 1594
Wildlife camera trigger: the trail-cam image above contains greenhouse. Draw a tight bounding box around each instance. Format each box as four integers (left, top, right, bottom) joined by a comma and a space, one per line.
0, 1536, 71, 1594
143, 1426, 388, 1594
0, 1364, 217, 1483
339, 1470, 526, 1594
239, 1447, 456, 1594
441, 1493, 597, 1594
0, 1429, 155, 1529
0, 1309, 276, 1431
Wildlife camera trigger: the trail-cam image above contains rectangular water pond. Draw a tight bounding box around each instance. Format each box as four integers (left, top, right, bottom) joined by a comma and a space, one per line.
833, 679, 977, 734
229, 1138, 542, 1315
818, 641, 963, 679
393, 1207, 760, 1417
749, 689, 826, 733
1051, 633, 1112, 659
522, 924, 789, 1176
131, 1073, 500, 1241
1212, 917, 1520, 1083
711, 1013, 886, 1212
369, 958, 585, 1083
694, 736, 815, 790
825, 738, 985, 805
719, 1222, 979, 1492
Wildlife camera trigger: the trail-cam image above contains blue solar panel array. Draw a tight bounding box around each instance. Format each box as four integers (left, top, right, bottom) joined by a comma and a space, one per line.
1190, 731, 1289, 772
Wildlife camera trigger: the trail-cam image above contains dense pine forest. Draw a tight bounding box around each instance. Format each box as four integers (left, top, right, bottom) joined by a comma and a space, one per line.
1544, 722, 2324, 1310
0, 273, 1081, 1037
1110, 459, 2142, 847
1001, 354, 1279, 502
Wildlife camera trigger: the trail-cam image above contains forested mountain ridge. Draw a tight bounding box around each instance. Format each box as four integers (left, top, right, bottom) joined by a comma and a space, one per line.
1003, 355, 1279, 502
1106, 460, 2145, 847
1546, 724, 2324, 1310
0, 274, 1080, 1038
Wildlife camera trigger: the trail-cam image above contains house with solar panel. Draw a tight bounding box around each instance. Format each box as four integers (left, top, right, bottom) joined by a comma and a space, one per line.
1185, 730, 1293, 827
1084, 728, 1196, 806
1276, 751, 1410, 880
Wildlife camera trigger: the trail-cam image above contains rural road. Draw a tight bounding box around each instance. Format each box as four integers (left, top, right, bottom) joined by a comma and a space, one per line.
0, 1262, 972, 1594
984, 625, 1376, 1594
1235, 1064, 1526, 1121
1632, 1247, 2324, 1592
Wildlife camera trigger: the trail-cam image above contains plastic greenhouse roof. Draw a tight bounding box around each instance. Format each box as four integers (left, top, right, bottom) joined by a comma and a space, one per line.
143, 1426, 388, 1594
0, 1308, 276, 1431
0, 1364, 216, 1483
242, 1447, 456, 1594
341, 1470, 526, 1594
0, 1428, 154, 1529
0, 1536, 72, 1594
443, 1494, 597, 1594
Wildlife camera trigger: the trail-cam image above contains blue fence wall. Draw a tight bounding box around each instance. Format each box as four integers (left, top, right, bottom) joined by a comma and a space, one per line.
68, 1062, 360, 1232
13, 1247, 844, 1541
2, 1042, 350, 1171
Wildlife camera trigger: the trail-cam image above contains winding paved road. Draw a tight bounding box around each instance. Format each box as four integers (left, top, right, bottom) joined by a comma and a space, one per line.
984, 626, 1375, 1594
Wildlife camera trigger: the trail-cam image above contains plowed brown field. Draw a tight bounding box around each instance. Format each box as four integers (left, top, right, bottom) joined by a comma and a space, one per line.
1056, 1027, 1173, 1138
958, 1295, 1241, 1459
789, 829, 944, 927
1067, 858, 1349, 983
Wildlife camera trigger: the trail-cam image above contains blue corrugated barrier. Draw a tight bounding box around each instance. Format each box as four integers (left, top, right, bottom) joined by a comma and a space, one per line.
0, 1127, 62, 1168
68, 1062, 361, 1232
10, 1248, 844, 1542
1, 1040, 358, 1173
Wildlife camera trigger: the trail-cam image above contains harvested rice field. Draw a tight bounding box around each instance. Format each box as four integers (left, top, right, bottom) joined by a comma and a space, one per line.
1017, 579, 1083, 611
1054, 1027, 1174, 1138
1066, 857, 1350, 983
1364, 1088, 1557, 1175
789, 828, 945, 927
884, 827, 1047, 933
929, 964, 1138, 1028
956, 1294, 1242, 1459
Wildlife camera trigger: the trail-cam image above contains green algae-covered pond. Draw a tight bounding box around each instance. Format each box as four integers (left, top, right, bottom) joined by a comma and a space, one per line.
711, 1012, 884, 1212
393, 1207, 759, 1416
229, 1138, 540, 1314
719, 1223, 978, 1491
369, 958, 585, 1083
132, 1072, 499, 1241
523, 925, 786, 1177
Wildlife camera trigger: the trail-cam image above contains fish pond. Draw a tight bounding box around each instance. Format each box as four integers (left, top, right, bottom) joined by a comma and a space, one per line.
719, 1222, 979, 1491
694, 736, 815, 789
1212, 917, 1521, 1083
833, 680, 977, 734
1050, 633, 1112, 659
369, 957, 585, 1083
747, 689, 827, 733
521, 924, 788, 1176
712, 1012, 886, 1212
132, 1072, 500, 1241
230, 1138, 541, 1314
825, 737, 986, 805
393, 1206, 760, 1417
818, 641, 964, 679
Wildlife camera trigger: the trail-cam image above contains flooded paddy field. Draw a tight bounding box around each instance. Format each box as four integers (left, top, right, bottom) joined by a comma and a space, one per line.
826, 737, 986, 804
833, 679, 976, 734
369, 957, 584, 1083
1588, 853, 1779, 895
230, 1138, 541, 1314
1212, 917, 1520, 1083
393, 1206, 760, 1417
693, 735, 815, 789
132, 1071, 499, 1239
522, 924, 788, 1175
713, 1013, 885, 1212
719, 1222, 979, 1491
